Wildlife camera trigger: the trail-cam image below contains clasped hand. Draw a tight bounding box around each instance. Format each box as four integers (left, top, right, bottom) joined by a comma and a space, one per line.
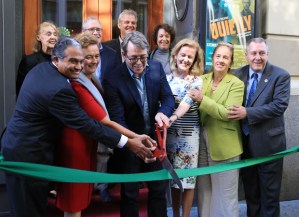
188, 88, 203, 102
126, 134, 157, 163
227, 105, 247, 120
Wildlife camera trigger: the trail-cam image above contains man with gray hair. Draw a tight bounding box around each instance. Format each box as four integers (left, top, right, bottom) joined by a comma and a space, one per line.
103, 31, 175, 217
82, 17, 118, 83
229, 37, 290, 217
103, 9, 137, 65
1, 37, 155, 217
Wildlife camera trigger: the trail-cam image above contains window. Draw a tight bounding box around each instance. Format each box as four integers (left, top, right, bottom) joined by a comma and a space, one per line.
42, 0, 83, 36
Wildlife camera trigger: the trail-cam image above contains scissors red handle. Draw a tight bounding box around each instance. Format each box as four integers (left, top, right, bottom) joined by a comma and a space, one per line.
153, 123, 167, 161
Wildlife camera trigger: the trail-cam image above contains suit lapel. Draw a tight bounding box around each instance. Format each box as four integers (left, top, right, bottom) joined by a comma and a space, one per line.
239, 66, 249, 86
201, 74, 211, 124
250, 63, 272, 105
201, 73, 212, 97
202, 73, 232, 103
200, 73, 233, 124
100, 49, 107, 75
239, 66, 249, 106
211, 73, 232, 103
91, 74, 104, 93
144, 66, 153, 114
121, 65, 143, 111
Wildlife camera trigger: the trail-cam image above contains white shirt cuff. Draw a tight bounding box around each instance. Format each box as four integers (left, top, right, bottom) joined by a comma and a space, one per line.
117, 135, 128, 148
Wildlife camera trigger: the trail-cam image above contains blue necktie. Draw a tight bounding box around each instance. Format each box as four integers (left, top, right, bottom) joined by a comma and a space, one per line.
246, 73, 258, 107
243, 73, 258, 135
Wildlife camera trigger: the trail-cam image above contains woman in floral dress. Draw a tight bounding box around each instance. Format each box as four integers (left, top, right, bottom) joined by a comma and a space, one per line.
166, 38, 204, 217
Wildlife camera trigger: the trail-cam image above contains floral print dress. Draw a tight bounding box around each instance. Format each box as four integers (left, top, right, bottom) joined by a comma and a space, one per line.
166, 74, 202, 189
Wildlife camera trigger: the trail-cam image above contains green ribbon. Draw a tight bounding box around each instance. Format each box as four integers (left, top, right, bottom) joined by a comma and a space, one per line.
0, 146, 298, 183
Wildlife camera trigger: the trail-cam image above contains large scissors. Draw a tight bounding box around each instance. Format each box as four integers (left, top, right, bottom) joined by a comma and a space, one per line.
153, 123, 183, 192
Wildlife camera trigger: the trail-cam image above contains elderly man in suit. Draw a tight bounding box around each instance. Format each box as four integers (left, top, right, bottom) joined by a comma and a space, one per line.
1, 37, 155, 217
82, 17, 118, 84
103, 31, 175, 217
103, 9, 137, 65
228, 37, 290, 217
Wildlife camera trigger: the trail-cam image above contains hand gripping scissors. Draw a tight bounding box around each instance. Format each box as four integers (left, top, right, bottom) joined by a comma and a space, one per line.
153, 123, 183, 192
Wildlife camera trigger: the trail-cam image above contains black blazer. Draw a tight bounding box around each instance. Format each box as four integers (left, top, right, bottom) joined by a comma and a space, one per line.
16, 50, 51, 96
102, 38, 122, 65
100, 44, 119, 81
233, 63, 290, 156
2, 62, 121, 164
103, 60, 175, 135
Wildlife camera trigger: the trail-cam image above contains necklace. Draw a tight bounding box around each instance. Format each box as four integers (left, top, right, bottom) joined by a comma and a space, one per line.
174, 70, 188, 80
211, 79, 222, 91
211, 73, 226, 91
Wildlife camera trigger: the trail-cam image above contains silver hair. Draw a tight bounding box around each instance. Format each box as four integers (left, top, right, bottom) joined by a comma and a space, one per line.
118, 9, 137, 24
121, 31, 149, 55
52, 37, 82, 60
246, 37, 269, 53
82, 17, 101, 30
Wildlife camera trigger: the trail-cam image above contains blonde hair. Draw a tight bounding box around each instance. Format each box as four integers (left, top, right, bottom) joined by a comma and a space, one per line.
32, 21, 58, 52
170, 39, 204, 76
74, 33, 99, 49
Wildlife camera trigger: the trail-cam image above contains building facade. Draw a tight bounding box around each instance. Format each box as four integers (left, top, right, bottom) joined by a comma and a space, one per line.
0, 0, 298, 206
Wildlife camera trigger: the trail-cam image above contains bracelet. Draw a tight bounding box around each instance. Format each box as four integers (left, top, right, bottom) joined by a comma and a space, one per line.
172, 114, 179, 120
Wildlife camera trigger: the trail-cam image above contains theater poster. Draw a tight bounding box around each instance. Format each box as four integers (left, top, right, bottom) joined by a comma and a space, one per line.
204, 0, 255, 70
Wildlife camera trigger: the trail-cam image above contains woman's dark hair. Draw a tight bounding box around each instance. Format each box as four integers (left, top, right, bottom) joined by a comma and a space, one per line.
152, 23, 176, 45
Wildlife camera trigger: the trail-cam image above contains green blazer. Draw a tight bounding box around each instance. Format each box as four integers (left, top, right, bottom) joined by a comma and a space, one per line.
199, 72, 244, 160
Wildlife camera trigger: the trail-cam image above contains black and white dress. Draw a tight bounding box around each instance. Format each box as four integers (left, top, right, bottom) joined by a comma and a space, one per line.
166, 74, 203, 189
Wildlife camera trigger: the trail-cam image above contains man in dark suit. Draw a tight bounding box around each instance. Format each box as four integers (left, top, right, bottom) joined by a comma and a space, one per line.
228, 37, 290, 217
1, 37, 155, 217
103, 31, 175, 217
82, 17, 118, 84
103, 9, 137, 65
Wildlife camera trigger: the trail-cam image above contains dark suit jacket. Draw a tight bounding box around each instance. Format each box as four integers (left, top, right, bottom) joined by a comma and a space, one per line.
103, 60, 174, 136
16, 50, 51, 96
233, 63, 290, 157
100, 44, 118, 81
2, 62, 121, 165
102, 38, 122, 66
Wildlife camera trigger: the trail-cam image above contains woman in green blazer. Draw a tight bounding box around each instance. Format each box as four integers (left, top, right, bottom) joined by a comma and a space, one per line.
189, 42, 244, 217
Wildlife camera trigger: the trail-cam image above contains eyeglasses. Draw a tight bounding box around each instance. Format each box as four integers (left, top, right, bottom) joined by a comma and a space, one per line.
86, 27, 102, 33
126, 56, 148, 63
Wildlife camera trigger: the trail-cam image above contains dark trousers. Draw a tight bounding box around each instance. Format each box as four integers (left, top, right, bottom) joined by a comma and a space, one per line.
5, 173, 49, 217
115, 148, 168, 217
241, 136, 283, 217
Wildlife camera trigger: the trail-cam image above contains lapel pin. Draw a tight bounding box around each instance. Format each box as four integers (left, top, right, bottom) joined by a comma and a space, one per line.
264, 79, 268, 83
